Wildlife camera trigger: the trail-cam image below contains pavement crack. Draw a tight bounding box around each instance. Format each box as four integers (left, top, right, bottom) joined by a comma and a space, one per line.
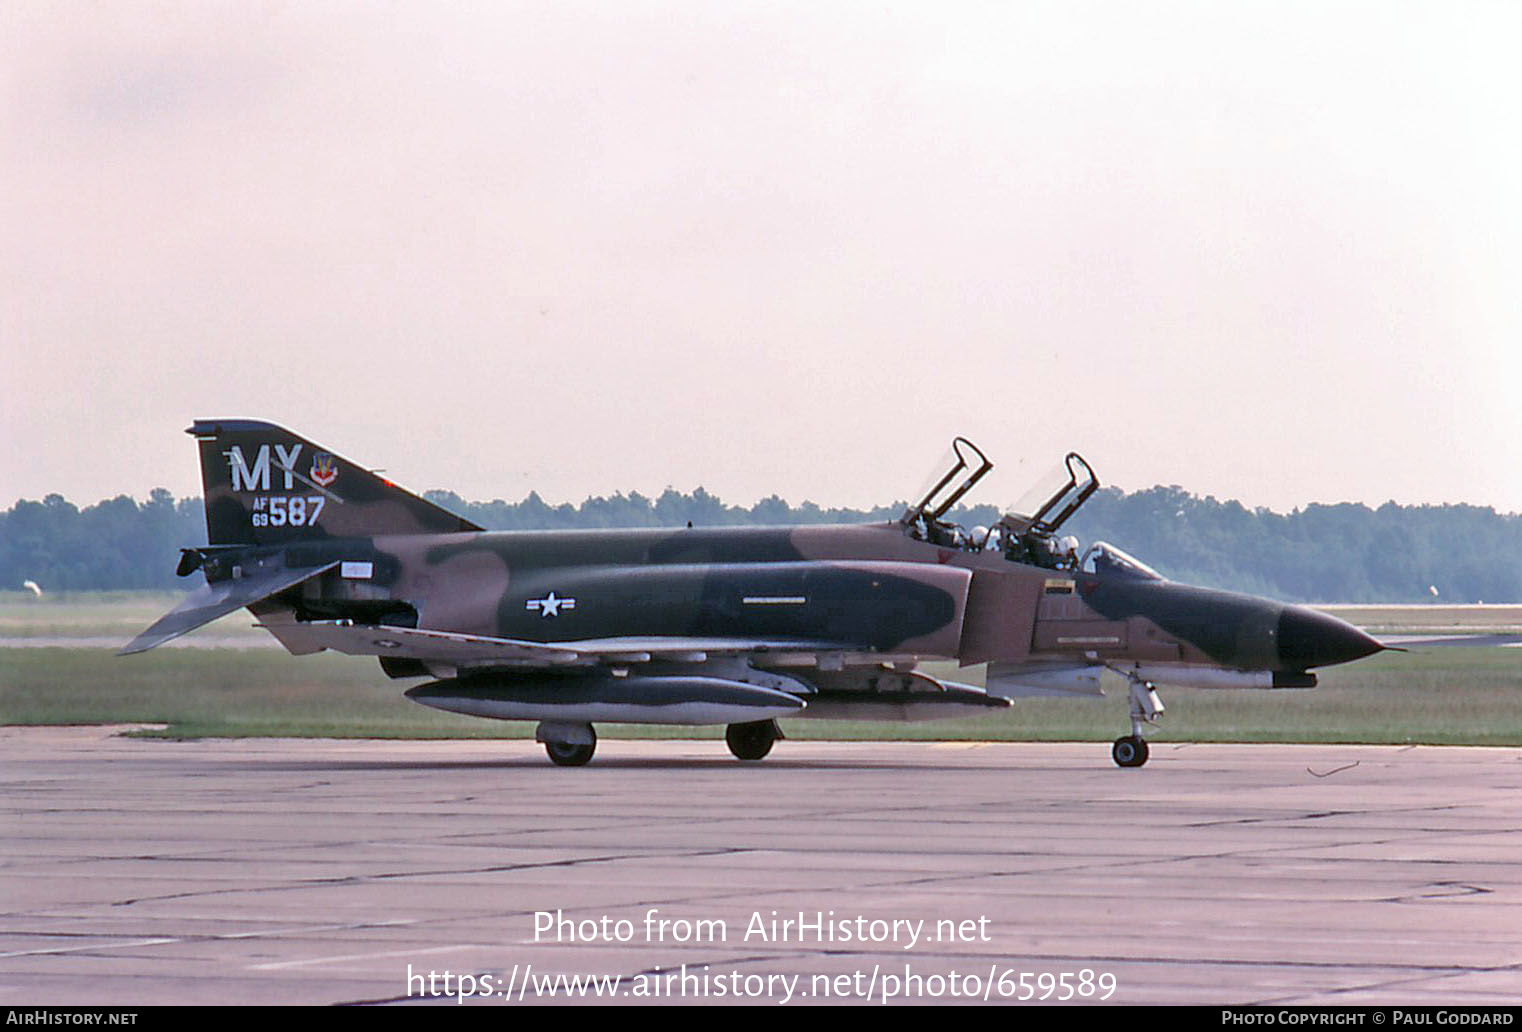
1188, 803, 1464, 828
1380, 881, 1493, 903
110, 848, 753, 905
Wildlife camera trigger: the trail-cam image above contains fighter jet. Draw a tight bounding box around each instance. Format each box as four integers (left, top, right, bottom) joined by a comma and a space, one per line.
123, 422, 1386, 767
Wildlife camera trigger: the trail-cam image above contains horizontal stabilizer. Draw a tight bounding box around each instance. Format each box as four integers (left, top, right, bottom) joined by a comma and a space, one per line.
119, 561, 339, 655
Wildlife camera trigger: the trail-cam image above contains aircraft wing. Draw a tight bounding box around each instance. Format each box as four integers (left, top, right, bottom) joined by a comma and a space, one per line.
119, 561, 341, 655
272, 621, 843, 668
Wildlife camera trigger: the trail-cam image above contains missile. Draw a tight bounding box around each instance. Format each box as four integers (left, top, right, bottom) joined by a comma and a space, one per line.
405, 674, 806, 725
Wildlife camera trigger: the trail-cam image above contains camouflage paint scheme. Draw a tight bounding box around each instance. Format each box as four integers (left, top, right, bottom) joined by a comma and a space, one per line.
124, 421, 1385, 767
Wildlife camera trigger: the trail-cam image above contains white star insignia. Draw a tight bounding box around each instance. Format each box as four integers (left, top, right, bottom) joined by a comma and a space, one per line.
526, 591, 577, 618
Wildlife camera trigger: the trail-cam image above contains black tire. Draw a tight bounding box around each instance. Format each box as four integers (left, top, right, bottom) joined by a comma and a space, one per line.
545, 733, 596, 767
1111, 736, 1149, 768
726, 720, 778, 761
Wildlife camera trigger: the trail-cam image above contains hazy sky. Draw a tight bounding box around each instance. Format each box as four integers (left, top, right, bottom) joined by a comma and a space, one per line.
4, 2, 1520, 514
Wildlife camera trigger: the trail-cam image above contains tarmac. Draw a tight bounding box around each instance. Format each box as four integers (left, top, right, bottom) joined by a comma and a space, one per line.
4, 726, 1522, 1007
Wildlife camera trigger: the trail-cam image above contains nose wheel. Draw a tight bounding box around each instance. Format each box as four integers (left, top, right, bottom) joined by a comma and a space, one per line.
1112, 735, 1149, 767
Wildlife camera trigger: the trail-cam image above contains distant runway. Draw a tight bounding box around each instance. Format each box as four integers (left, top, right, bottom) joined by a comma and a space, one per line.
4, 727, 1522, 1006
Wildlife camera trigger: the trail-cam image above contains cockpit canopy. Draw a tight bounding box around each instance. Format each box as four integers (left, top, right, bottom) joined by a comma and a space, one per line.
903, 439, 1103, 573
901, 437, 993, 527
1000, 452, 1098, 537
903, 441, 1168, 578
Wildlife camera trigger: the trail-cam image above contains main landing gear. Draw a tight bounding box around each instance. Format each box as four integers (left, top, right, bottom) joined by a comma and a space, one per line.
536, 721, 785, 766
725, 719, 782, 761
538, 722, 596, 766
1112, 671, 1164, 768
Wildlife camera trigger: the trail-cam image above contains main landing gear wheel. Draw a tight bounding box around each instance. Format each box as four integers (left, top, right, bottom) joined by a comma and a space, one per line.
726, 720, 781, 761
543, 724, 597, 767
1112, 735, 1149, 768
546, 739, 595, 766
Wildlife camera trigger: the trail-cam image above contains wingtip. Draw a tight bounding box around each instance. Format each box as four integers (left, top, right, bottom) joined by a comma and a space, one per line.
116, 635, 158, 657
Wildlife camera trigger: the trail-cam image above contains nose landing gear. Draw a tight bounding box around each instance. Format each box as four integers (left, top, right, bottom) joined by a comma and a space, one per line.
1112, 671, 1163, 768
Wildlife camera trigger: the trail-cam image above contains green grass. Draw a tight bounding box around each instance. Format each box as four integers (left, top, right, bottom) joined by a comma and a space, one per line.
5, 646, 1521, 746
0, 590, 261, 640
3, 594, 1521, 744
1320, 603, 1522, 636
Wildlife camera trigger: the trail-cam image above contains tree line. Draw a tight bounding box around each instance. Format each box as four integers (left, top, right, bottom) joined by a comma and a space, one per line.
3, 485, 1519, 603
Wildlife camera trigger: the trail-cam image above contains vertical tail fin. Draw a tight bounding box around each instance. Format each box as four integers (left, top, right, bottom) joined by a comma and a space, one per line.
189, 419, 483, 545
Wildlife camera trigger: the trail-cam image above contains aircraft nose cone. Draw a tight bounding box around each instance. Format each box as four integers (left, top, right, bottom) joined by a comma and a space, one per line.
1277, 605, 1385, 669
